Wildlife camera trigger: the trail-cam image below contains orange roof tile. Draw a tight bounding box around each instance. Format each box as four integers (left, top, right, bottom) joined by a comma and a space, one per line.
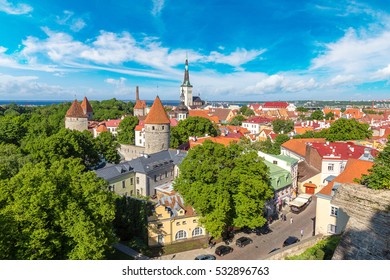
189, 110, 220, 124
295, 127, 314, 135
66, 100, 87, 118
319, 159, 374, 196
134, 100, 147, 109
96, 124, 108, 132
144, 96, 170, 124
189, 136, 239, 148
281, 138, 326, 157
81, 96, 93, 113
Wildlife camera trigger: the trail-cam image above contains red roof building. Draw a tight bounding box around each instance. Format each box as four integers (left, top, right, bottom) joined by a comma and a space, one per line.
144, 96, 170, 124
263, 102, 289, 109
66, 99, 87, 118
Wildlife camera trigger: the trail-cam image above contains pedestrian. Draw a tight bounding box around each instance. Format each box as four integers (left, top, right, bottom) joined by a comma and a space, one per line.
300, 229, 304, 239
290, 217, 293, 224
284, 214, 287, 221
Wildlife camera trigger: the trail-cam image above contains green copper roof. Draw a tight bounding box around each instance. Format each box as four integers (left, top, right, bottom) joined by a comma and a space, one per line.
263, 161, 292, 191
271, 154, 298, 165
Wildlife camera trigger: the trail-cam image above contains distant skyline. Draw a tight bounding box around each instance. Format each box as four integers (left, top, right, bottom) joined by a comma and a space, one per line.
1, 0, 390, 101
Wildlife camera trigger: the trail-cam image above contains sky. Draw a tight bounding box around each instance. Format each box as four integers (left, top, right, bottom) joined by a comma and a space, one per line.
1, 0, 390, 101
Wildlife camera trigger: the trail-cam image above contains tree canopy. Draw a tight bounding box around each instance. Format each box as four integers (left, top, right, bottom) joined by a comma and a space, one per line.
117, 116, 139, 145
239, 105, 255, 117
0, 158, 116, 259
359, 135, 390, 190
272, 119, 294, 134
228, 115, 246, 126
325, 118, 372, 141
95, 131, 120, 164
173, 141, 274, 238
310, 110, 324, 120
170, 116, 219, 148
90, 99, 134, 121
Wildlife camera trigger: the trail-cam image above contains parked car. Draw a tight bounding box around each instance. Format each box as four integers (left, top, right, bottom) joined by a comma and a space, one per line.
215, 245, 233, 256
255, 224, 272, 236
222, 231, 234, 244
283, 236, 300, 247
235, 237, 253, 247
194, 254, 216, 260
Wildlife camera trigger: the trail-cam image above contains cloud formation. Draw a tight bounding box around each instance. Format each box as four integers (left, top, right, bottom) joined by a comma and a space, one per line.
151, 0, 165, 16
0, 0, 32, 15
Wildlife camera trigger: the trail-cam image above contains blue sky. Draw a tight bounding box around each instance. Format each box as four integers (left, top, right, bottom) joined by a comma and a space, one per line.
1, 0, 390, 101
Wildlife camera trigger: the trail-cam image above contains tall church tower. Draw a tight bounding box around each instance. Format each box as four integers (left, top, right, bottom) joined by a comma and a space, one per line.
180, 58, 193, 107
144, 96, 170, 154
176, 89, 189, 120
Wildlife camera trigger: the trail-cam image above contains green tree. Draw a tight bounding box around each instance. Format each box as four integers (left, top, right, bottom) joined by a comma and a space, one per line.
325, 112, 335, 120
296, 106, 309, 113
95, 131, 120, 164
310, 110, 324, 120
170, 116, 219, 148
25, 129, 100, 168
359, 135, 390, 190
325, 118, 372, 141
117, 116, 139, 145
0, 115, 28, 145
228, 115, 246, 126
272, 119, 294, 134
239, 105, 255, 116
174, 141, 273, 238
0, 143, 29, 180
0, 158, 117, 259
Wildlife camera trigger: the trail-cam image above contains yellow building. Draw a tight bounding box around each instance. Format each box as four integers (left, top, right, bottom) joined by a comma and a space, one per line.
148, 185, 205, 246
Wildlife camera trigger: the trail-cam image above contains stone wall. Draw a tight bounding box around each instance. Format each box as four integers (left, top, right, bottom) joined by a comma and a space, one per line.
118, 144, 145, 160
266, 234, 324, 260
331, 183, 390, 260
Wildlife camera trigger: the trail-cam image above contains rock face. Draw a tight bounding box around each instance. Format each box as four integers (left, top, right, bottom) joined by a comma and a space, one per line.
331, 184, 390, 260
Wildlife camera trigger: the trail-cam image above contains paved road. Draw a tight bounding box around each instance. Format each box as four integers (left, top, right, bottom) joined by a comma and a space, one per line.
160, 196, 317, 260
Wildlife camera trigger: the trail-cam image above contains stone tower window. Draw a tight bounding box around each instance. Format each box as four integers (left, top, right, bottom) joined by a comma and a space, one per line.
162, 126, 165, 130
152, 126, 155, 130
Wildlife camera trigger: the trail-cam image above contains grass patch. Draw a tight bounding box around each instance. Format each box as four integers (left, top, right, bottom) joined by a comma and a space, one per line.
147, 237, 209, 258
285, 235, 342, 260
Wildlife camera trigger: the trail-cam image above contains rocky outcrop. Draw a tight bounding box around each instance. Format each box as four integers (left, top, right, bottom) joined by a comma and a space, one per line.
331, 184, 390, 260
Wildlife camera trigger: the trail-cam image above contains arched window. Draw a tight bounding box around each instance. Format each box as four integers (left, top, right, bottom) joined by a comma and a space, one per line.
175, 230, 187, 240
192, 227, 203, 237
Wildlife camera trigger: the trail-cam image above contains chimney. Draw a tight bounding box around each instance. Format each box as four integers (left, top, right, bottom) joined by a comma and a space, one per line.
136, 86, 139, 101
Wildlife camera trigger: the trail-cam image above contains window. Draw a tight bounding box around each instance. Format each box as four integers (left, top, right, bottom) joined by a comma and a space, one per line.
152, 126, 155, 130
122, 181, 125, 188
328, 163, 334, 171
157, 223, 163, 229
327, 224, 337, 234
165, 171, 168, 178
130, 178, 133, 185
139, 139, 142, 144
160, 174, 163, 180
330, 206, 338, 216
162, 126, 164, 130
154, 175, 157, 182
193, 219, 198, 223
182, 221, 187, 225
192, 227, 203, 237
176, 222, 181, 226
136, 177, 139, 184
273, 160, 278, 165
175, 230, 187, 240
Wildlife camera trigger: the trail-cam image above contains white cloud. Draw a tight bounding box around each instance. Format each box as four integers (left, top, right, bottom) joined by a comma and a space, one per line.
105, 77, 132, 96
374, 64, 390, 80
0, 0, 32, 15
151, 0, 165, 16
204, 48, 266, 69
56, 10, 86, 32
0, 73, 73, 99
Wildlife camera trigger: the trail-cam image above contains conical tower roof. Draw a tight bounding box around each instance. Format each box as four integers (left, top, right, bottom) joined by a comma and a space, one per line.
66, 99, 87, 118
144, 96, 170, 124
181, 58, 192, 87
81, 96, 93, 113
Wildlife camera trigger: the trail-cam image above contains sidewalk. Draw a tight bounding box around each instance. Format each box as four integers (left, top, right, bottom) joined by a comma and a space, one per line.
113, 243, 150, 260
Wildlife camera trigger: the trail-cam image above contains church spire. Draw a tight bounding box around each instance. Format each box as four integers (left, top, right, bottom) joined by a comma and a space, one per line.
182, 58, 191, 87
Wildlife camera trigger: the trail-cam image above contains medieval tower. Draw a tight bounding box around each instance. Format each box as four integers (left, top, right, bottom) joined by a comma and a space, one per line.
133, 86, 147, 117
65, 99, 88, 132
176, 89, 189, 120
81, 96, 93, 120
180, 58, 193, 107
144, 96, 170, 154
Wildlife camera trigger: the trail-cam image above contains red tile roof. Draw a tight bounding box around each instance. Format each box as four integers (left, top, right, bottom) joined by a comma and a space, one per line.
281, 138, 326, 157
319, 159, 374, 196
96, 124, 108, 132
310, 142, 378, 160
263, 102, 289, 109
81, 96, 93, 113
134, 100, 147, 109
189, 136, 240, 148
66, 99, 87, 118
105, 119, 122, 127
144, 96, 170, 124
243, 116, 273, 124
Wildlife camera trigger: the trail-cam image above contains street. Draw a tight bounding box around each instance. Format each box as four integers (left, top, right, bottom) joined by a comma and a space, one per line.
160, 195, 317, 260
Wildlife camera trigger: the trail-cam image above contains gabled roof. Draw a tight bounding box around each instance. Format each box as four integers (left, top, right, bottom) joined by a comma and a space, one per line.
81, 96, 93, 113
281, 138, 326, 157
243, 116, 273, 124
318, 159, 374, 196
105, 119, 122, 127
310, 142, 378, 160
189, 136, 240, 148
189, 110, 220, 123
263, 102, 289, 109
208, 108, 233, 122
144, 96, 170, 124
96, 124, 108, 132
66, 99, 87, 118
